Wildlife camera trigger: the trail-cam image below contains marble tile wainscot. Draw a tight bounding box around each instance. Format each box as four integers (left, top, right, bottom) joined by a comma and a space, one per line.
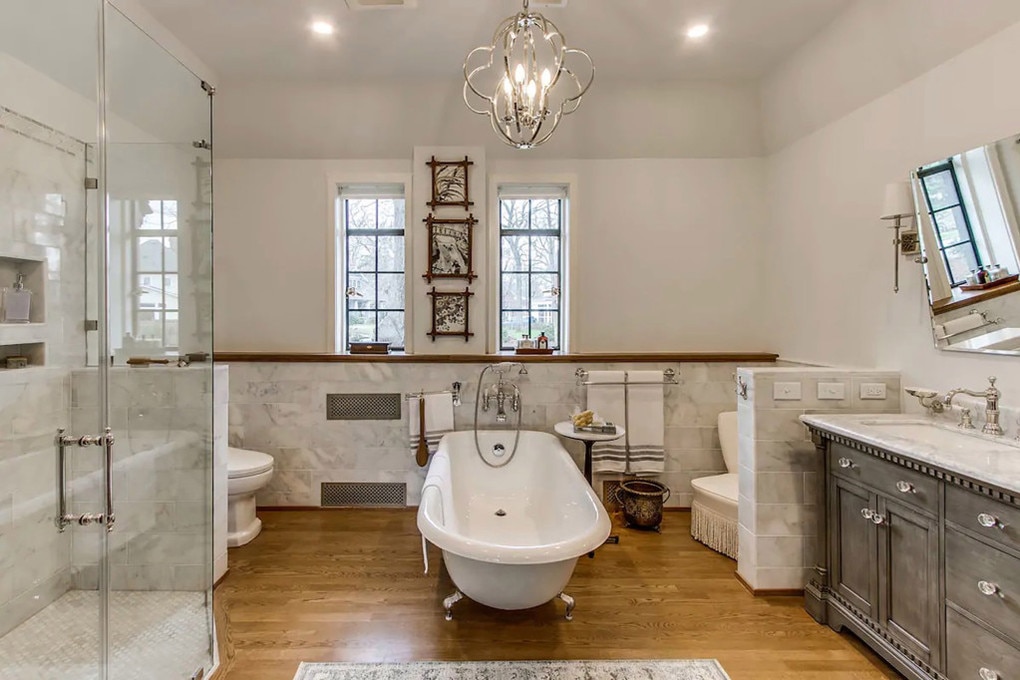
221, 354, 779, 509
735, 367, 901, 594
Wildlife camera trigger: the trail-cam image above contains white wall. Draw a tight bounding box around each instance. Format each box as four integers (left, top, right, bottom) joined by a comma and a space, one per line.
213, 156, 769, 353
213, 79, 762, 161
763, 18, 1020, 402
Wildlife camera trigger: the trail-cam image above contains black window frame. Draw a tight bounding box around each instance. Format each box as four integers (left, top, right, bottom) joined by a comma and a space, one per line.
341, 194, 406, 351
917, 159, 983, 287
497, 192, 565, 351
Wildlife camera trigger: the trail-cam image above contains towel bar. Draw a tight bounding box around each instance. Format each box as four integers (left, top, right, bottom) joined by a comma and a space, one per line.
574, 367, 679, 387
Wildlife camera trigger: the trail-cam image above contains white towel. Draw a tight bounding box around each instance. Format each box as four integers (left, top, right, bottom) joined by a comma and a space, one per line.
408, 393, 454, 454
588, 371, 628, 474
625, 370, 666, 476
935, 312, 984, 339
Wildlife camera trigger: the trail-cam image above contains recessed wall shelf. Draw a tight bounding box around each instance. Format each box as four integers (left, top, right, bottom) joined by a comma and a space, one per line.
0, 250, 47, 325
0, 341, 45, 368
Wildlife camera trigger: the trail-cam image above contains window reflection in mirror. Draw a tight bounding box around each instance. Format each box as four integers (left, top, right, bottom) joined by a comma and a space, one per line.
914, 133, 1020, 355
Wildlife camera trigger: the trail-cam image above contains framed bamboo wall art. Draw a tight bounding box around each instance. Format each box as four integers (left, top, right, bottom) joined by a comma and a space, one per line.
423, 214, 478, 283
427, 287, 474, 341
427, 156, 474, 210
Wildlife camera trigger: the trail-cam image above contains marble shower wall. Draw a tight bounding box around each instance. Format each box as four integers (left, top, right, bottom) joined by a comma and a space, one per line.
228, 360, 777, 508
735, 367, 902, 592
0, 108, 88, 636
69, 365, 227, 592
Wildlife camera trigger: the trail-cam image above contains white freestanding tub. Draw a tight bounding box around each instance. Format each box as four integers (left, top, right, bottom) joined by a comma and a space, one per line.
417, 430, 611, 620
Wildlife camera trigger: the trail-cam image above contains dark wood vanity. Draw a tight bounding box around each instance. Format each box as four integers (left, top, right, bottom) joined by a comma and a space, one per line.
803, 420, 1020, 680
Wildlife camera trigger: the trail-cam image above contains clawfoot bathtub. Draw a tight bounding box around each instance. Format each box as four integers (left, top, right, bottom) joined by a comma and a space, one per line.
417, 430, 611, 620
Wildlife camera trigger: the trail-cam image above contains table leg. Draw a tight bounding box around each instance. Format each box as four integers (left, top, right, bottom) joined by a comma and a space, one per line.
583, 441, 618, 557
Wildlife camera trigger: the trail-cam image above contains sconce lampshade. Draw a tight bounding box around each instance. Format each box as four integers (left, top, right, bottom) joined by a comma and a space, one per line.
881, 181, 915, 220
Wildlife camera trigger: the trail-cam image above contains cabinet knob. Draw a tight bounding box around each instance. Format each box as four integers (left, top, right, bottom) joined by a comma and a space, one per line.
977, 580, 1001, 597
838, 457, 856, 469
895, 480, 916, 494
979, 668, 999, 680
861, 508, 874, 520
871, 513, 886, 525
977, 513, 1005, 530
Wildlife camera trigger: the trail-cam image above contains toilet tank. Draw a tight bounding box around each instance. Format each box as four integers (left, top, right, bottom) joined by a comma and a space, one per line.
718, 411, 738, 473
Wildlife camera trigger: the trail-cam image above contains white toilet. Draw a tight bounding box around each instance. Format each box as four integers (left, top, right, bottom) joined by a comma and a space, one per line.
227, 447, 275, 547
690, 411, 739, 559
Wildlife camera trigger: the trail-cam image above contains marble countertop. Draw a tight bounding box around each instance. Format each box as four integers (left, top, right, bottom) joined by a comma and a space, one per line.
801, 413, 1020, 495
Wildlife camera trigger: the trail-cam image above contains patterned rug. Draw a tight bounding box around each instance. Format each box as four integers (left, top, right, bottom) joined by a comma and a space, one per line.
294, 660, 731, 680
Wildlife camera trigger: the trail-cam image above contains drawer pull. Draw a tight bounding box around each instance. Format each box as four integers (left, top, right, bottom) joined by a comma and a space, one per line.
861, 508, 874, 520
838, 457, 856, 469
895, 480, 916, 494
978, 513, 1005, 530
871, 513, 886, 525
977, 580, 1002, 597
978, 668, 999, 680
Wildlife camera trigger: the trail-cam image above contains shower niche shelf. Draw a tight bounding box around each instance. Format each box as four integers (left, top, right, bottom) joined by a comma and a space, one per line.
0, 341, 45, 369
0, 246, 47, 325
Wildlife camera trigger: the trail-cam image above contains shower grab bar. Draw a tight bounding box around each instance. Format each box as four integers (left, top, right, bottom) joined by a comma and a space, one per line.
574, 367, 679, 386
55, 427, 116, 532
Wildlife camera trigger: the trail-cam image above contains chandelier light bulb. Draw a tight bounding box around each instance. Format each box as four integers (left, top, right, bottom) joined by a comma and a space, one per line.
463, 0, 595, 149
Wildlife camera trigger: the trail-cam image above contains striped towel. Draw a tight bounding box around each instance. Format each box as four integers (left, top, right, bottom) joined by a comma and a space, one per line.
408, 393, 454, 454
625, 370, 666, 476
589, 371, 666, 476
589, 371, 628, 474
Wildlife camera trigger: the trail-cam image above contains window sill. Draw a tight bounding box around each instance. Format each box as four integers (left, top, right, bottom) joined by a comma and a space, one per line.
213, 351, 779, 364
932, 280, 1020, 315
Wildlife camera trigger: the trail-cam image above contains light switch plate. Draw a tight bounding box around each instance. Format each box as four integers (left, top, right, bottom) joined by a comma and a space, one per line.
818, 382, 846, 400
860, 382, 887, 400
773, 382, 802, 400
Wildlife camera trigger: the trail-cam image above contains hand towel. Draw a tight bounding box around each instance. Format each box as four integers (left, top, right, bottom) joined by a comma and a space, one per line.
588, 371, 628, 474
408, 393, 454, 455
625, 370, 666, 476
935, 312, 985, 339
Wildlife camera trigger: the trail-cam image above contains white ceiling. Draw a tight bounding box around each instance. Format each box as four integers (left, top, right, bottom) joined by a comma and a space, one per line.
133, 0, 853, 82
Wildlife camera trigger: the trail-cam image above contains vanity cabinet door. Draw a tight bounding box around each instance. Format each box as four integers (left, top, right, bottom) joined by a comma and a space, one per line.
876, 497, 941, 668
831, 477, 877, 617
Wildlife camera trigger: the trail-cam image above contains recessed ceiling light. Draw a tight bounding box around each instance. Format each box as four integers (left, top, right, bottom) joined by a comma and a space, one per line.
686, 24, 710, 39
311, 20, 336, 36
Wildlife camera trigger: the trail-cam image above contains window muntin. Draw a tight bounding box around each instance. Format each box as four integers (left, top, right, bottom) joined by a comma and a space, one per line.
918, 160, 983, 287
131, 199, 179, 351
498, 190, 564, 350
340, 187, 406, 350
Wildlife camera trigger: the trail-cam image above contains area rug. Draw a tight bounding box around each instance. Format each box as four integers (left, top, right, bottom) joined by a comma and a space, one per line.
294, 660, 731, 680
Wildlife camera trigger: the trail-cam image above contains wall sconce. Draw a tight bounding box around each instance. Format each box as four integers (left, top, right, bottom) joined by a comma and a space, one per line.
880, 181, 915, 293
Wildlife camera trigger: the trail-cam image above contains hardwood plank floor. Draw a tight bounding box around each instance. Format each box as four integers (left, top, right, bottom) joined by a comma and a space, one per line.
216, 509, 901, 680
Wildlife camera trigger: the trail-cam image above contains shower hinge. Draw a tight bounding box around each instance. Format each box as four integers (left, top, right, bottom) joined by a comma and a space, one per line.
193, 140, 211, 150
201, 80, 215, 95
84, 319, 98, 331
84, 177, 98, 190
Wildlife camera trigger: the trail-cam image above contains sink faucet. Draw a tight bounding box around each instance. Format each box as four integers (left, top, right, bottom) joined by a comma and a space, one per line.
942, 377, 1003, 436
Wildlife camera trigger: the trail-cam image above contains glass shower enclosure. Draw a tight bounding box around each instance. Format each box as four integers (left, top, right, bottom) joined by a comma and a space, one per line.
0, 2, 216, 678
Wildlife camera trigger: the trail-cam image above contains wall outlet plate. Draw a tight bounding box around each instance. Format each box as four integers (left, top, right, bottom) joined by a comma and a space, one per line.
773, 382, 802, 400
817, 382, 846, 400
860, 382, 887, 400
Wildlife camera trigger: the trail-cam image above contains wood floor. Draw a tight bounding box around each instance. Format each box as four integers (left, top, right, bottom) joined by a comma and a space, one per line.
215, 509, 901, 680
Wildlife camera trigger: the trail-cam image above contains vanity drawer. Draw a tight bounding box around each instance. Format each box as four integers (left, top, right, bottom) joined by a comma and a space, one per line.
829, 444, 938, 514
947, 607, 1020, 680
946, 529, 1020, 644
946, 484, 1020, 553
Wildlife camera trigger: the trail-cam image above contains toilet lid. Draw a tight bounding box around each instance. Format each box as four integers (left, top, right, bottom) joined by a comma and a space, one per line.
228, 447, 274, 478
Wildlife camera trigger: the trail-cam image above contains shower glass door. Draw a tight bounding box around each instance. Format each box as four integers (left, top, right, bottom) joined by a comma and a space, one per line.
1, 2, 215, 678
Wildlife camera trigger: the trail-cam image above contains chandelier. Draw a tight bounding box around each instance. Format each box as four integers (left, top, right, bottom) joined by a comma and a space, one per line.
463, 0, 594, 149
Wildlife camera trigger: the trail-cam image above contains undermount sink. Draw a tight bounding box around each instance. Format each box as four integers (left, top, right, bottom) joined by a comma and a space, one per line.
855, 418, 1018, 453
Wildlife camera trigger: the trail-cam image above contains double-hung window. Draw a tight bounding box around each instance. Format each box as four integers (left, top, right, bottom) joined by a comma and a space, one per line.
918, 160, 983, 287
338, 184, 406, 351
498, 186, 566, 350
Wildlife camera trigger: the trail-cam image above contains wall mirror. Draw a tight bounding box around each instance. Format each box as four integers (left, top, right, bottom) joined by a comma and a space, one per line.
913, 132, 1020, 356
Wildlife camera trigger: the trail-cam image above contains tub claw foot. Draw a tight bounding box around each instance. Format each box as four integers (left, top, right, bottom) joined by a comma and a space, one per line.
443, 590, 464, 621
558, 592, 575, 621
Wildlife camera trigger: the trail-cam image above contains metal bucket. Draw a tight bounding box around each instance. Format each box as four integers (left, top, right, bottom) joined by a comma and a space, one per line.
615, 479, 671, 530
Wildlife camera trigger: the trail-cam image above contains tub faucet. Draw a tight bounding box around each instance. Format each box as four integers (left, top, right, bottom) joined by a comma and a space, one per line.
495, 386, 508, 423
943, 376, 1002, 435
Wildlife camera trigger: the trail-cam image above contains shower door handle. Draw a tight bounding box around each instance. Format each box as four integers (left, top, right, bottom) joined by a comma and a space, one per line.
55, 428, 116, 532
